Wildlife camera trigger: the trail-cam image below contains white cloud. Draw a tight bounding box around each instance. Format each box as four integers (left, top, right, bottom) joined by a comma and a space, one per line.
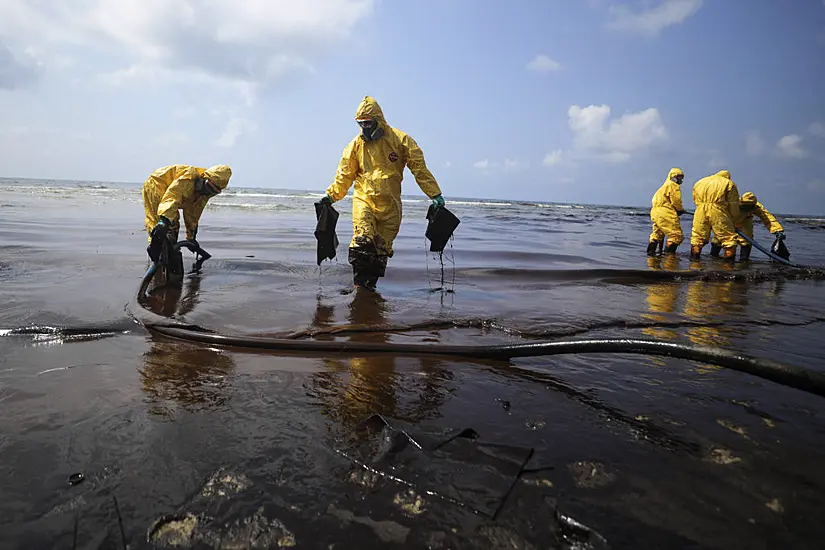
214, 117, 256, 148
607, 0, 703, 36
527, 54, 561, 72
0, 40, 43, 89
504, 158, 528, 170
542, 150, 564, 167
174, 106, 197, 119
776, 134, 807, 159
0, 0, 374, 100
567, 104, 668, 162
745, 131, 765, 156
154, 133, 190, 147
707, 150, 726, 168
809, 122, 825, 138
472, 158, 526, 171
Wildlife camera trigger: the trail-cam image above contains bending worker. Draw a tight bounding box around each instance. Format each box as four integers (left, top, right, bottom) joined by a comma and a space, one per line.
647, 168, 686, 256
710, 192, 785, 261
690, 169, 740, 261
142, 164, 232, 261
320, 96, 446, 291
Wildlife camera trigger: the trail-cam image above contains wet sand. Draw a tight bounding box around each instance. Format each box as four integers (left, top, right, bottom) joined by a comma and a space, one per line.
2, 178, 825, 549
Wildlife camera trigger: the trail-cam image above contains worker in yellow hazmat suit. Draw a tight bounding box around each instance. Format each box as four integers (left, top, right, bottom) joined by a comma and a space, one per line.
689, 170, 740, 261
321, 96, 445, 290
142, 164, 232, 261
647, 168, 686, 256
710, 192, 785, 261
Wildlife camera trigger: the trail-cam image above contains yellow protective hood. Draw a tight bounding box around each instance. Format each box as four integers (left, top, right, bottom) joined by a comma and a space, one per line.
668, 168, 684, 182
355, 96, 387, 127
740, 191, 757, 206
203, 165, 232, 190
715, 170, 731, 179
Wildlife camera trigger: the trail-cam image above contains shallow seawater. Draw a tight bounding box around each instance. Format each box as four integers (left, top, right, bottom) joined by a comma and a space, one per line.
2, 178, 825, 549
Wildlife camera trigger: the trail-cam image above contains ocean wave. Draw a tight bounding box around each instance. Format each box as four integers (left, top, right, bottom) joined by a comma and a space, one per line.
786, 217, 825, 227
207, 202, 299, 211
225, 192, 321, 199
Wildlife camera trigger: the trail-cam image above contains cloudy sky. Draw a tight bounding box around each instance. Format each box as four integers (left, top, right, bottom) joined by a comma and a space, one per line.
1, 0, 824, 213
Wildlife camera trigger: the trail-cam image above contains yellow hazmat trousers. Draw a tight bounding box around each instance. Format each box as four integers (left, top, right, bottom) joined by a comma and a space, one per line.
325, 96, 442, 259
712, 192, 784, 246
142, 164, 232, 242
649, 168, 685, 246
690, 170, 740, 253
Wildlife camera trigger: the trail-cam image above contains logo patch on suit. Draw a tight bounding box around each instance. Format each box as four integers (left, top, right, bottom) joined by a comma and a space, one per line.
388, 152, 399, 162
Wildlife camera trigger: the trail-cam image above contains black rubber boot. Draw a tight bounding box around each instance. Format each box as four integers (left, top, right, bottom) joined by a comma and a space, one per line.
722, 246, 736, 262
646, 241, 659, 256
663, 242, 679, 254
690, 245, 702, 259
349, 243, 387, 291
739, 245, 752, 261
710, 243, 722, 257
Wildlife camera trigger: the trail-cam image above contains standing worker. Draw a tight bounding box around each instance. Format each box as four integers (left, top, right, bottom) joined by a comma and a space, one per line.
709, 192, 785, 260
647, 168, 686, 256
689, 169, 741, 261
142, 164, 232, 262
320, 96, 446, 291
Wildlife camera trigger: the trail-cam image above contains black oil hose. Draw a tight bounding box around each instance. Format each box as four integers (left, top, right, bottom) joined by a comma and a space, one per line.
134, 245, 825, 400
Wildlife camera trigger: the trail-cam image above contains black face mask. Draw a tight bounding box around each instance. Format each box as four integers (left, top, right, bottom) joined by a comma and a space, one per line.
358, 120, 383, 141
195, 178, 220, 197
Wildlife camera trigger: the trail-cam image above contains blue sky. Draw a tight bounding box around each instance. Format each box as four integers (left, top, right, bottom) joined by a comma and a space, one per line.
1, 0, 824, 214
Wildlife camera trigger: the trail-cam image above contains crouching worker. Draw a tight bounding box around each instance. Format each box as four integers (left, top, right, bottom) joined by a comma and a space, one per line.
710, 192, 784, 261
142, 164, 232, 263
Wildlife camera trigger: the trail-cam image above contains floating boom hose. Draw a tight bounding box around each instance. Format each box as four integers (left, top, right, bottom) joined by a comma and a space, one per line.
134, 243, 825, 400
735, 230, 801, 267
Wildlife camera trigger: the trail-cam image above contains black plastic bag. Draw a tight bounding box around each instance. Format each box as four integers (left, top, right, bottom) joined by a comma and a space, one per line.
314, 200, 340, 265
425, 205, 461, 253
771, 235, 791, 261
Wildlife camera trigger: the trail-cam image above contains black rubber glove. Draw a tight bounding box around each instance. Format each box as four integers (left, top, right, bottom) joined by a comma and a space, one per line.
773, 231, 785, 241
676, 210, 685, 217
147, 216, 171, 262
319, 195, 333, 206
151, 216, 170, 240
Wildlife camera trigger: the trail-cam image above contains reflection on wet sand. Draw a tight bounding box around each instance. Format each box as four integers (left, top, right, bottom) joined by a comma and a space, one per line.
140, 270, 203, 319
643, 257, 757, 373
683, 279, 748, 352
138, 273, 236, 415
642, 255, 682, 345
140, 340, 236, 416
309, 290, 452, 432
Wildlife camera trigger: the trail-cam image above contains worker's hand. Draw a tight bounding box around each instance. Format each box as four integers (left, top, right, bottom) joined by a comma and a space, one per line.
151, 216, 170, 241
773, 231, 785, 241
320, 195, 333, 206
676, 210, 685, 217
431, 194, 445, 209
